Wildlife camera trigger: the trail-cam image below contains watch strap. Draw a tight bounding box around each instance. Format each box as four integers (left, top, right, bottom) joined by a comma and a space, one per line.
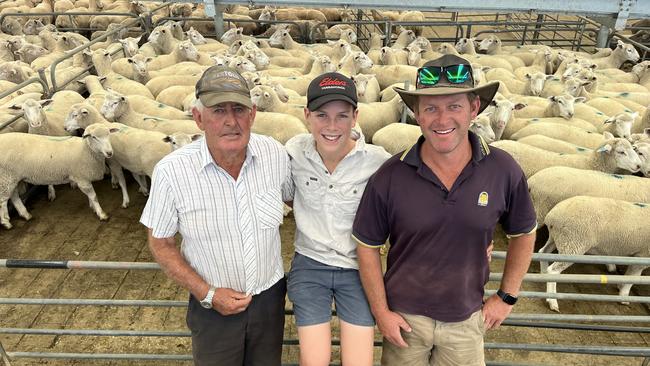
200, 286, 216, 309
496, 289, 518, 305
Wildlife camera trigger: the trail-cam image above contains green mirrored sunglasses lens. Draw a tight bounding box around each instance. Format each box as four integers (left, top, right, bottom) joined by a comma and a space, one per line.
445, 64, 471, 83
418, 68, 440, 85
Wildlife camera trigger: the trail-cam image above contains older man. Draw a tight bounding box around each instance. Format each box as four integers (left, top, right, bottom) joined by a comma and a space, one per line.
140, 66, 291, 366
353, 55, 537, 365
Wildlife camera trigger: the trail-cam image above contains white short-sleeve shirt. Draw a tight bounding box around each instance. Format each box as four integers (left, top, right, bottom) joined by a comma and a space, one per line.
140, 134, 292, 295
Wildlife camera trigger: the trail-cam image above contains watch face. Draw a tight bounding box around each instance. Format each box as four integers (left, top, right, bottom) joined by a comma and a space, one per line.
200, 300, 211, 309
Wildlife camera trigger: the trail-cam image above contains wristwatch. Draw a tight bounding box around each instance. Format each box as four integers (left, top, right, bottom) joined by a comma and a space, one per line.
200, 286, 216, 309
496, 289, 518, 305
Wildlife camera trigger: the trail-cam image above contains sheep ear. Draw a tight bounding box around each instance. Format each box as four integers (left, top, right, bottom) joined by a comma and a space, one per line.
162, 136, 172, 142
8, 104, 22, 110
146, 57, 153, 62
574, 97, 586, 103
191, 133, 203, 141
603, 131, 615, 140
596, 143, 612, 153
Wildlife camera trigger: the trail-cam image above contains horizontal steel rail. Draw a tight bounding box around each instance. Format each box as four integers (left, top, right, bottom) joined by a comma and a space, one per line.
2, 289, 649, 306
5, 343, 650, 361
491, 251, 650, 266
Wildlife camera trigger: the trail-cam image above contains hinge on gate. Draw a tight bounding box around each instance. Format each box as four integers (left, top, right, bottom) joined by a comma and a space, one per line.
615, 0, 634, 31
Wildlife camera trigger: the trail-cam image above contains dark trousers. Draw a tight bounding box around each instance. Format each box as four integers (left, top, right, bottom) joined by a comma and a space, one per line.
186, 278, 287, 366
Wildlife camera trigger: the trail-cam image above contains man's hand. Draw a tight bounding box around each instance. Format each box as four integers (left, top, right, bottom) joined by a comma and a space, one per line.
482, 294, 513, 330
212, 288, 252, 316
375, 309, 412, 348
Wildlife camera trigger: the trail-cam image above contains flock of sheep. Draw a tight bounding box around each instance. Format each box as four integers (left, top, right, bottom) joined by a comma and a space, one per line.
0, 1, 650, 312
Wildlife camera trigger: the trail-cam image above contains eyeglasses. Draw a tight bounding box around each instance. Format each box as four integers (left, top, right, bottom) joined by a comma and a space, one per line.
416, 64, 473, 88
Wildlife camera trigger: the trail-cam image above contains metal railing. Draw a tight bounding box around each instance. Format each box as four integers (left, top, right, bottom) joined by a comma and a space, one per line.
1, 251, 650, 364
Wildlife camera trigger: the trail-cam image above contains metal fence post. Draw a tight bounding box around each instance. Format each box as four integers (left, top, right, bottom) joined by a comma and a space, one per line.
0, 340, 12, 366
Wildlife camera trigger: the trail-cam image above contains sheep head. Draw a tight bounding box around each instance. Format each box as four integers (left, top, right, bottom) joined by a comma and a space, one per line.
100, 91, 129, 121
603, 112, 637, 139
82, 123, 116, 159
596, 132, 641, 173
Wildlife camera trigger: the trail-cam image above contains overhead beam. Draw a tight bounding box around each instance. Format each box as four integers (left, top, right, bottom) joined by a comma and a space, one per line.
215, 0, 648, 18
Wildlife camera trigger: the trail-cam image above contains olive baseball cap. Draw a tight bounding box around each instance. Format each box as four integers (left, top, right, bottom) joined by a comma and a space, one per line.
307, 72, 357, 111
195, 65, 253, 108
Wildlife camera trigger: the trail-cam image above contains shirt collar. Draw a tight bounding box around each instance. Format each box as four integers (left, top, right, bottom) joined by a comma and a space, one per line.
197, 135, 258, 172
400, 131, 490, 167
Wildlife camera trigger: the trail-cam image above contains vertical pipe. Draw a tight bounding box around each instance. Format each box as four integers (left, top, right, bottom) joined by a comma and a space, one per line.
400, 80, 410, 123
532, 13, 544, 45
596, 24, 610, 48
212, 1, 224, 39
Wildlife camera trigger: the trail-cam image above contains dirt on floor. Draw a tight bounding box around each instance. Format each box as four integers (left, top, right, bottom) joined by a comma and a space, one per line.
0, 178, 649, 365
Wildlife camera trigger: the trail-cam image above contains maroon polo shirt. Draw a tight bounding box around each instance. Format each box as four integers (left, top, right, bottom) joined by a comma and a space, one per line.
352, 132, 536, 322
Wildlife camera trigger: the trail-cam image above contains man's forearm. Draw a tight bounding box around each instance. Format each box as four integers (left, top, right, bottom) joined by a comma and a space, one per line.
500, 233, 536, 296
148, 230, 210, 300
357, 245, 390, 315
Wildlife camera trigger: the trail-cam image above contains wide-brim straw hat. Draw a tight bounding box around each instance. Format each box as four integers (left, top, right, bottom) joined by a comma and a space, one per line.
394, 54, 500, 115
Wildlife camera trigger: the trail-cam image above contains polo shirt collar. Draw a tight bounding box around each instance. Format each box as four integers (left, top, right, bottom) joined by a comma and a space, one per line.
400, 131, 490, 167
304, 131, 368, 164
197, 135, 258, 172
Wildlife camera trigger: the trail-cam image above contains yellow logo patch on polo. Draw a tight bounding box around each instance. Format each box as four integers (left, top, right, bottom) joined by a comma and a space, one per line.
478, 191, 489, 207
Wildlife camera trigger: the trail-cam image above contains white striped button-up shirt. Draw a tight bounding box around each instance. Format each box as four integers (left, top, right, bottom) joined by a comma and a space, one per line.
140, 134, 293, 295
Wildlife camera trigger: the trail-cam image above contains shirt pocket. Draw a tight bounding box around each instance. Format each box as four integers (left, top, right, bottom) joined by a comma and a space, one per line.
297, 175, 325, 211
332, 183, 364, 232
255, 187, 284, 229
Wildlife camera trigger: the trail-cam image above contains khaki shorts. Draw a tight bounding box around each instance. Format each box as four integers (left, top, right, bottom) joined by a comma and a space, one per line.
381, 310, 486, 366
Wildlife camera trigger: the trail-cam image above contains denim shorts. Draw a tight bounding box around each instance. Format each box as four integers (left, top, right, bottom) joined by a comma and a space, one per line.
287, 252, 375, 327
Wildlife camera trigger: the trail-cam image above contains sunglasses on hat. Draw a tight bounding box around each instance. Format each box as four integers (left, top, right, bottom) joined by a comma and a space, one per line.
416, 64, 474, 88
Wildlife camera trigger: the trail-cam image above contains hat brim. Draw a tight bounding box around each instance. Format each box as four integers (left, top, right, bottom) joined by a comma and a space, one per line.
199, 91, 253, 109
394, 81, 499, 115
307, 94, 357, 111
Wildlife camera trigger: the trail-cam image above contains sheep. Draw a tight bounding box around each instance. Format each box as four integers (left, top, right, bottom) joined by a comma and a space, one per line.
502, 116, 597, 140
517, 134, 592, 155
513, 48, 553, 80
491, 134, 640, 178
63, 102, 110, 135
396, 11, 425, 36
7, 90, 84, 136
539, 196, 650, 312
629, 129, 650, 145
469, 113, 496, 143
632, 107, 650, 134
91, 48, 155, 100
139, 24, 179, 56
145, 73, 202, 98
356, 96, 404, 142
14, 42, 48, 64
372, 122, 421, 155
511, 122, 611, 149
599, 112, 636, 138
337, 51, 374, 77
0, 123, 117, 229
591, 40, 641, 69
436, 42, 515, 72
265, 55, 337, 95
635, 142, 650, 177
351, 74, 380, 103
102, 122, 201, 207
528, 165, 650, 230
146, 40, 201, 71
390, 29, 416, 50
100, 90, 201, 135
250, 85, 306, 125
79, 75, 192, 121
252, 111, 308, 144
485, 96, 527, 140
379, 46, 408, 65
363, 64, 417, 90
476, 35, 526, 69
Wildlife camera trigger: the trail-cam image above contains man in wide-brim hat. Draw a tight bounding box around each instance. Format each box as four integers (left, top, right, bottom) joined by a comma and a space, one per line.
353, 54, 537, 365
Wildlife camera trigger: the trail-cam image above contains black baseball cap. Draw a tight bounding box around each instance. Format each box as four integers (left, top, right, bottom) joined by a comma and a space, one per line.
307, 72, 357, 111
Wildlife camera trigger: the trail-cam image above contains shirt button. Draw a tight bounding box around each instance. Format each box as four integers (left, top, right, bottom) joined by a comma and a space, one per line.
306, 182, 309, 186
353, 190, 357, 194
329, 185, 333, 189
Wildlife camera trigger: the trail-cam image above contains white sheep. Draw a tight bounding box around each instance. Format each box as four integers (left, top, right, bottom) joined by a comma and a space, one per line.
590, 40, 641, 69
250, 85, 306, 125
351, 74, 380, 103
100, 90, 201, 135
486, 96, 527, 140
0, 123, 117, 229
528, 166, 650, 228
539, 196, 650, 312
357, 96, 404, 142
103, 123, 201, 208
599, 112, 636, 138
91, 48, 155, 99
517, 135, 592, 155
252, 111, 308, 144
635, 142, 650, 177
469, 113, 496, 143
372, 122, 421, 155
501, 116, 597, 140
511, 123, 608, 149
491, 134, 641, 178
